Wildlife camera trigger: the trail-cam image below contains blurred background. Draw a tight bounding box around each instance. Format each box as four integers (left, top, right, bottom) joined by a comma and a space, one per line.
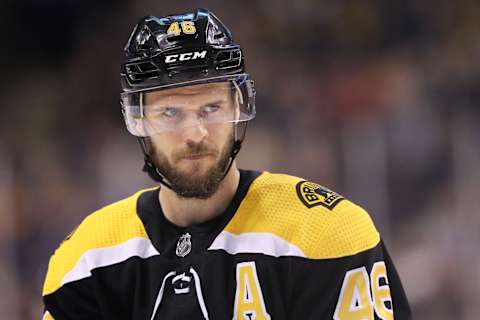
1, 0, 479, 318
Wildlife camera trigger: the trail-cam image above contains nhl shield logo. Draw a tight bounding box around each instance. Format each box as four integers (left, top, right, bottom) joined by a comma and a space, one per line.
176, 233, 192, 257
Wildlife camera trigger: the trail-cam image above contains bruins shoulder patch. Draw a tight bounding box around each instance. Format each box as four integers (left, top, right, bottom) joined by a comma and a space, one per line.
295, 181, 344, 210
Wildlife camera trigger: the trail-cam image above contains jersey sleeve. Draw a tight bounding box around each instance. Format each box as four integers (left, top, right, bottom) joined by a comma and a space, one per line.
42, 190, 151, 320
42, 223, 106, 320
43, 276, 102, 320
223, 172, 411, 319
288, 239, 411, 319
287, 201, 411, 319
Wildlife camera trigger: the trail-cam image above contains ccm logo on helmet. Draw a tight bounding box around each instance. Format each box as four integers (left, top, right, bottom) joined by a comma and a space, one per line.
164, 50, 207, 63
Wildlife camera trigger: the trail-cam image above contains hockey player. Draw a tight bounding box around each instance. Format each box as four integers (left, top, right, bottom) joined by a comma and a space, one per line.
42, 8, 411, 319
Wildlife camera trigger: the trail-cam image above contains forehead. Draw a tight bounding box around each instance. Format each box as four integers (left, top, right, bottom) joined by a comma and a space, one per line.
144, 81, 232, 105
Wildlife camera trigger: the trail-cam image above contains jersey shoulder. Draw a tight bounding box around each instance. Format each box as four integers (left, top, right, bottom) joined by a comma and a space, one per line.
43, 188, 157, 296
223, 172, 380, 259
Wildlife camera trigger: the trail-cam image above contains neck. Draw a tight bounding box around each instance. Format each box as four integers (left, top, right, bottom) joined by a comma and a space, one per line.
159, 164, 240, 227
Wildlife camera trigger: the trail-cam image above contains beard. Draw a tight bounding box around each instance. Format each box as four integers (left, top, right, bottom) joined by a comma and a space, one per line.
150, 134, 234, 199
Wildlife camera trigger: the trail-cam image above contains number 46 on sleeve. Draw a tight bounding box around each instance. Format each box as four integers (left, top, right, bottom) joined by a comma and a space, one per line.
334, 261, 393, 320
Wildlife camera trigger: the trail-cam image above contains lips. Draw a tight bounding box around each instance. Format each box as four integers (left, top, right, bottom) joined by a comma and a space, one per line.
181, 153, 213, 160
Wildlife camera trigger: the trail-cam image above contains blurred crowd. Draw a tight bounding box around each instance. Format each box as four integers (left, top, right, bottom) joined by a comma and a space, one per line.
1, 1, 479, 318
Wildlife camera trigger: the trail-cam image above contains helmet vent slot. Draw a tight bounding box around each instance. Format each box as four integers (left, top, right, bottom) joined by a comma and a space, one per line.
216, 49, 242, 70
125, 61, 159, 81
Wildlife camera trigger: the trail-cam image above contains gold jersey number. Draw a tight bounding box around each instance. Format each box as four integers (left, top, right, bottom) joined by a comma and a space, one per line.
334, 261, 394, 320
167, 21, 197, 36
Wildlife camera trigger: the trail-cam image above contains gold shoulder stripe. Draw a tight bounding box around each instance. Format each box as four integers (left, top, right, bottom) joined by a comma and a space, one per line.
223, 172, 379, 259
42, 188, 156, 296
311, 200, 380, 259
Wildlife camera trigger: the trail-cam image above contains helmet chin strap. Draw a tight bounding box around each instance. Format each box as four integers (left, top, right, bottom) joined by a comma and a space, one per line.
138, 122, 248, 192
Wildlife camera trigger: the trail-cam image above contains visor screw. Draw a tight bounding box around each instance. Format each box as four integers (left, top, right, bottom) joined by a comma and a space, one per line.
168, 72, 173, 78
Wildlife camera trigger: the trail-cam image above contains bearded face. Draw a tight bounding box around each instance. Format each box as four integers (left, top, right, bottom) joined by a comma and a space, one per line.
143, 82, 238, 199
149, 129, 234, 199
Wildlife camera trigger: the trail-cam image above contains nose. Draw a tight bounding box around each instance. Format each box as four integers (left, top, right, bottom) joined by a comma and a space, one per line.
182, 121, 209, 145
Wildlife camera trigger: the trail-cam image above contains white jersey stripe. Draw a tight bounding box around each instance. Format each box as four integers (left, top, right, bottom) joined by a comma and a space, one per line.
61, 237, 160, 286
208, 231, 305, 258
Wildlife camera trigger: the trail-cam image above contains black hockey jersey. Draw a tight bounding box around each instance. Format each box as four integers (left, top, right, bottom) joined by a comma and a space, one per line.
42, 170, 411, 319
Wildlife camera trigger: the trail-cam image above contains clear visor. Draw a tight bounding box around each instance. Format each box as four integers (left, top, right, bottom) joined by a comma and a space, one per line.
121, 75, 255, 137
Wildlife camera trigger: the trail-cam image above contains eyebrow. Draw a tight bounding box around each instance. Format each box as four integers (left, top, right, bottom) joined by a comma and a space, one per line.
158, 99, 228, 109
200, 99, 228, 108
144, 92, 231, 108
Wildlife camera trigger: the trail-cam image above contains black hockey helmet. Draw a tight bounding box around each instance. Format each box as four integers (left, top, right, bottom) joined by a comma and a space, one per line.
120, 8, 256, 185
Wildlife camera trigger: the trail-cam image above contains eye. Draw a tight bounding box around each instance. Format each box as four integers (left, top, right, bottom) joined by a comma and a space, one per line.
147, 106, 183, 123
200, 104, 220, 116
161, 107, 180, 118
